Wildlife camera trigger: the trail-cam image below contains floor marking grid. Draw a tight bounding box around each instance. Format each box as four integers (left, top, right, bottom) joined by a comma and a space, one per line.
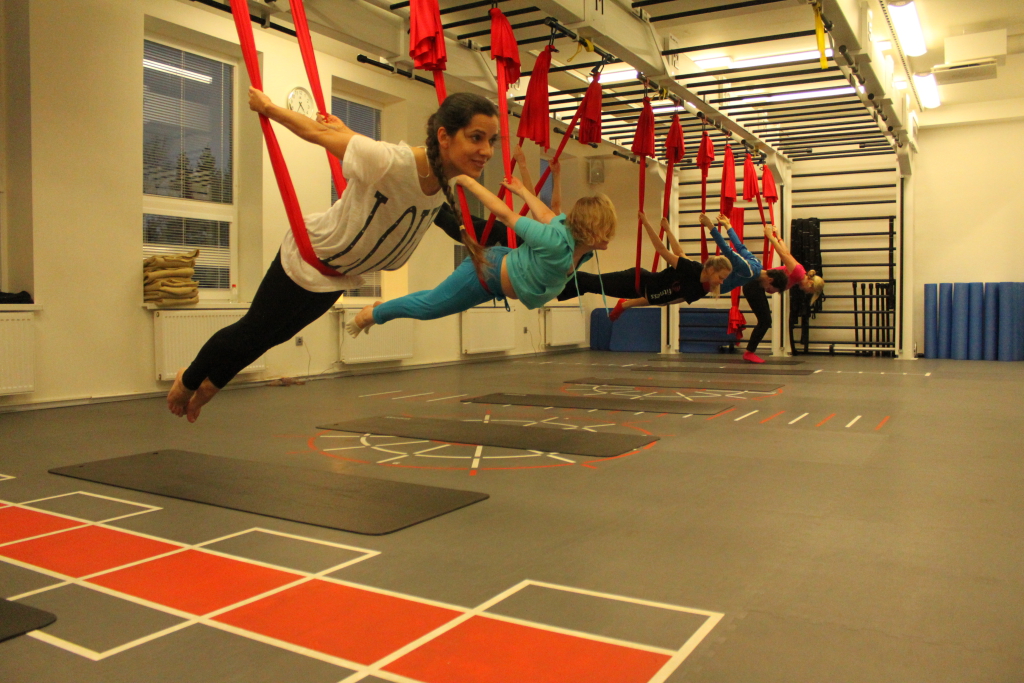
0, 498, 720, 681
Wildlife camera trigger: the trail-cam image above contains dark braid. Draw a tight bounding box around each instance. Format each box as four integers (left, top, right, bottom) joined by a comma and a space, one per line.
425, 93, 497, 284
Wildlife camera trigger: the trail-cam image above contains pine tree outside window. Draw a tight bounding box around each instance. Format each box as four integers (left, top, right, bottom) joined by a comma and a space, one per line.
143, 39, 236, 297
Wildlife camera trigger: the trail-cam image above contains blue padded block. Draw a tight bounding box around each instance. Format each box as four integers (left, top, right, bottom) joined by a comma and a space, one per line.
951, 283, 969, 360
938, 283, 953, 359
590, 308, 612, 351
983, 283, 998, 361
998, 282, 1014, 361
609, 308, 662, 352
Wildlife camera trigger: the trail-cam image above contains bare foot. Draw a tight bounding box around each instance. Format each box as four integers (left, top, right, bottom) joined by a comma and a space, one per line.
167, 368, 194, 417
185, 379, 220, 423
346, 301, 382, 338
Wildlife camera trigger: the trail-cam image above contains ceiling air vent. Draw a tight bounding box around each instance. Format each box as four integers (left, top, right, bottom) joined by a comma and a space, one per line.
932, 59, 998, 86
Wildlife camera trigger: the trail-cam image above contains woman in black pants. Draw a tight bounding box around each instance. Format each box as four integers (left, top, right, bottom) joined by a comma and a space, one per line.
557, 212, 733, 319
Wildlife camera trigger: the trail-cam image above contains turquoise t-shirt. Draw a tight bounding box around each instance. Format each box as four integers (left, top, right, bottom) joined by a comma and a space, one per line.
504, 214, 593, 309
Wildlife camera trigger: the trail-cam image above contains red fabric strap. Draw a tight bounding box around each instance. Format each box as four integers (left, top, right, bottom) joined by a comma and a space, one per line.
229, 0, 342, 278
719, 143, 736, 217
577, 76, 603, 145
652, 114, 685, 272
726, 207, 747, 337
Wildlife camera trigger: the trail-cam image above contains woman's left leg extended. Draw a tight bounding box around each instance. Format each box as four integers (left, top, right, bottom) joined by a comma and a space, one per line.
742, 281, 772, 354
373, 248, 507, 324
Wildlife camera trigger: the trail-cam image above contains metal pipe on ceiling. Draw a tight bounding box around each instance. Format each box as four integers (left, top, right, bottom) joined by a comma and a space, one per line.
443, 6, 538, 30
697, 74, 847, 97
662, 30, 817, 56
681, 66, 840, 90
647, 0, 789, 23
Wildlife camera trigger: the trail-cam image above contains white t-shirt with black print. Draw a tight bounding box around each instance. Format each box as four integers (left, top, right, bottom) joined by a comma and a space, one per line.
280, 135, 445, 292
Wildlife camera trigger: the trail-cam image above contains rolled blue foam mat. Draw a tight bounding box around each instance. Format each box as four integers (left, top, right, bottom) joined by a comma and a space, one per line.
998, 282, 1014, 361
924, 284, 938, 359
983, 283, 998, 361
967, 282, 983, 360
938, 283, 953, 359
951, 283, 969, 360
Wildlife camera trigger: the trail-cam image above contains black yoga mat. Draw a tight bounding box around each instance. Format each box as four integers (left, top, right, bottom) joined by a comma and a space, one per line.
50, 450, 488, 536
566, 376, 784, 392
464, 392, 727, 416
648, 355, 804, 365
633, 365, 815, 376
0, 599, 56, 643
319, 416, 658, 458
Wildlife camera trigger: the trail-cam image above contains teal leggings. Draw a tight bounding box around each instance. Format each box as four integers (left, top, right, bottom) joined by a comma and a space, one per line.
373, 247, 509, 324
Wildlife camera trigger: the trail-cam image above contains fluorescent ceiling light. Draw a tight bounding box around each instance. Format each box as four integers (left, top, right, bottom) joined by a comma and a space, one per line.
144, 59, 213, 84
738, 86, 855, 104
599, 69, 638, 84
888, 1, 927, 57
893, 77, 908, 90
694, 56, 732, 69
652, 104, 686, 114
726, 48, 833, 70
913, 72, 941, 108
875, 40, 892, 51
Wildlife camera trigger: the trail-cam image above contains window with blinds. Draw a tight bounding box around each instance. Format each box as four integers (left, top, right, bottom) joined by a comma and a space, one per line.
331, 96, 382, 298
143, 39, 235, 293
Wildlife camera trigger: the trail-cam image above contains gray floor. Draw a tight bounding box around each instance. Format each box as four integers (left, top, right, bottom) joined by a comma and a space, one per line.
1, 349, 1022, 682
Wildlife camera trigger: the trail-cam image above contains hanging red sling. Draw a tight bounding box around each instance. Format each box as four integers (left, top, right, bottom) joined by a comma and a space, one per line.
228, 0, 343, 278
695, 130, 714, 262
726, 207, 748, 337
742, 152, 771, 266
630, 96, 656, 294
762, 164, 779, 268
487, 7, 522, 247
652, 114, 685, 272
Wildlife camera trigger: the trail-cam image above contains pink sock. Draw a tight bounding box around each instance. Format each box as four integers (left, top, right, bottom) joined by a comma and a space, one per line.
743, 351, 764, 364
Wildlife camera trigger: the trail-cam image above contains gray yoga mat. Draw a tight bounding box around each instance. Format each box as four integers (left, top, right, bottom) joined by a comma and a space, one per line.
0, 599, 56, 643
464, 392, 727, 416
648, 355, 804, 365
50, 450, 488, 536
633, 365, 815, 376
319, 416, 658, 458
565, 376, 784, 392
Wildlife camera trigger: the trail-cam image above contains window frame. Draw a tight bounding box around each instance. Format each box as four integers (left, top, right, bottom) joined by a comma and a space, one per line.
142, 35, 239, 302
330, 90, 384, 302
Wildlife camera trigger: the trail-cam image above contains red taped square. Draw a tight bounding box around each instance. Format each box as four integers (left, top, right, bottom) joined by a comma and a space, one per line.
0, 507, 82, 544
386, 616, 671, 683
0, 525, 179, 577
215, 580, 461, 664
88, 549, 300, 615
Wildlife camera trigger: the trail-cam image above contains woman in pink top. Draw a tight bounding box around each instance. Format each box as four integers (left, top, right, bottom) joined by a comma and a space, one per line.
741, 224, 826, 363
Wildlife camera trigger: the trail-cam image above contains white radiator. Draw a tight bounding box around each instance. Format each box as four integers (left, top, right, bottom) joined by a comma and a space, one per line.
462, 306, 516, 354
339, 310, 414, 363
544, 306, 586, 346
153, 309, 265, 381
0, 313, 34, 395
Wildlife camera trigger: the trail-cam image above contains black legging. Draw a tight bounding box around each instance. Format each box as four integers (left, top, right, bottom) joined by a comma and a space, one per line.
559, 270, 646, 301
182, 252, 342, 390
742, 281, 771, 354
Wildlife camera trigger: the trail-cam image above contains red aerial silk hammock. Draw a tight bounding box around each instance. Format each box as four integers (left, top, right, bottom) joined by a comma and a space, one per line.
726, 207, 748, 337
719, 143, 736, 217
408, 0, 479, 253
481, 44, 554, 245
630, 97, 656, 293
762, 164, 779, 268
488, 7, 522, 247
695, 130, 715, 262
742, 152, 771, 267
652, 114, 685, 272
228, 0, 342, 277
577, 74, 604, 145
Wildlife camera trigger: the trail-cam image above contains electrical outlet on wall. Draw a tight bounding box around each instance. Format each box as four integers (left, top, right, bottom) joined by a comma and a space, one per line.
523, 327, 528, 334
295, 336, 304, 346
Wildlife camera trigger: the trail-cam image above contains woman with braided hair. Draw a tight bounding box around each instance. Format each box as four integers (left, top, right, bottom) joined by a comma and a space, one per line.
167, 88, 498, 422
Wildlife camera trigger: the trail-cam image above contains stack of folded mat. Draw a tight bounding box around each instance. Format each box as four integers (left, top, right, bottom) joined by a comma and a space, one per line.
144, 249, 200, 307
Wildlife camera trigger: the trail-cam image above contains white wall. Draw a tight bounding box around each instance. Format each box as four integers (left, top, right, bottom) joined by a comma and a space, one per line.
912, 118, 1024, 353
0, 0, 663, 409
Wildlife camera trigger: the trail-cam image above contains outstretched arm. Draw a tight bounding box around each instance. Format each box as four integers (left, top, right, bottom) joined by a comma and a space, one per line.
550, 157, 563, 215
661, 217, 688, 258
504, 175, 556, 224
640, 212, 679, 268
249, 87, 356, 160
764, 224, 800, 272
512, 146, 535, 198
454, 175, 521, 227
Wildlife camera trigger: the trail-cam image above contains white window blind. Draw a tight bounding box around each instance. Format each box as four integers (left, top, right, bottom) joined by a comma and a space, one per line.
143, 40, 235, 292
332, 96, 382, 298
